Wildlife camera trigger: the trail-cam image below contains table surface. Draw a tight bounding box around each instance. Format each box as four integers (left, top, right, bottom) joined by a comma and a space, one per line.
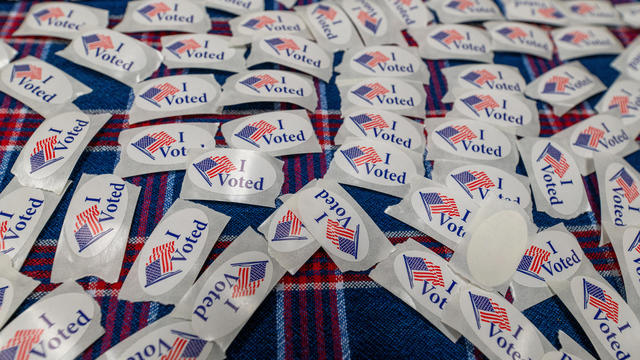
0, 0, 639, 359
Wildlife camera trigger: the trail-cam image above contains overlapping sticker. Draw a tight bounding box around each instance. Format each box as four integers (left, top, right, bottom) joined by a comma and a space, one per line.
161, 34, 247, 73
484, 21, 553, 60
504, 0, 568, 26
339, 77, 427, 118
596, 77, 640, 125
339, 0, 404, 46
379, 0, 434, 29
427, 0, 503, 24
14, 2, 109, 40
409, 24, 494, 63
229, 11, 312, 46
561, 0, 621, 26
551, 26, 623, 61
114, 0, 211, 33
0, 255, 39, 329
295, 1, 363, 52
612, 37, 640, 82
441, 64, 526, 103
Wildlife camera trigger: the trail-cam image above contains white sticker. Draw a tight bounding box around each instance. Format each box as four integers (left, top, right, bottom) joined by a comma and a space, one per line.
73, 30, 147, 73
529, 140, 584, 216
563, 1, 620, 25
161, 34, 245, 73
431, 119, 513, 161
0, 59, 74, 105
505, 0, 568, 26
234, 70, 313, 99
445, 64, 526, 95
617, 3, 640, 28
21, 112, 91, 179
452, 90, 534, 130
62, 175, 129, 257
130, 1, 206, 27
234, 11, 308, 39
341, 46, 427, 83
568, 115, 631, 160
513, 229, 584, 288
191, 251, 274, 339
596, 78, 640, 126
0, 187, 46, 260
343, 78, 425, 115
534, 64, 599, 103
381, 0, 433, 28
410, 186, 474, 246
604, 162, 640, 228
486, 21, 553, 59
341, 0, 389, 39
137, 207, 210, 296
569, 276, 640, 359
422, 25, 492, 59
443, 164, 531, 209
15, 2, 108, 39
338, 109, 425, 152
305, 2, 354, 45
266, 204, 316, 253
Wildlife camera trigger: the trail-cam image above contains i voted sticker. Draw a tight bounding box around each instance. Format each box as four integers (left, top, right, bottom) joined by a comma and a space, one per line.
340, 0, 400, 45
596, 78, 640, 125
617, 3, 640, 28
335, 109, 425, 153
562, 0, 620, 25
14, 2, 109, 40
442, 64, 526, 103
229, 11, 311, 46
129, 75, 221, 124
612, 38, 640, 82
204, 0, 264, 16
297, 1, 362, 52
569, 276, 640, 360
381, 0, 434, 29
340, 78, 426, 118
552, 26, 622, 61
484, 21, 553, 60
513, 230, 583, 288
161, 34, 246, 73
428, 0, 503, 24
221, 110, 321, 156
248, 34, 333, 82
114, 0, 210, 33
336, 45, 430, 85
504, 0, 568, 26
603, 162, 640, 229
450, 89, 539, 136
0, 186, 46, 261
567, 115, 633, 160
411, 25, 493, 62
56, 29, 162, 86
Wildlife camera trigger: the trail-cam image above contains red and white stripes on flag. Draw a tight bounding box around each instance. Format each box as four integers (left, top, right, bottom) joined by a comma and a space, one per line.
479, 300, 511, 331
233, 266, 263, 298
364, 83, 389, 99
588, 292, 619, 323
524, 246, 550, 273
548, 75, 569, 91
151, 83, 180, 102
1, 329, 45, 360
281, 210, 302, 236
74, 204, 103, 235
467, 171, 495, 191
362, 114, 388, 130
609, 96, 630, 114
326, 218, 355, 245
353, 146, 382, 166
147, 241, 176, 273
581, 126, 605, 148
206, 156, 237, 179
147, 131, 177, 153
160, 337, 188, 360
31, 135, 57, 161
451, 125, 477, 144
249, 120, 277, 141
0, 221, 7, 251
413, 261, 445, 287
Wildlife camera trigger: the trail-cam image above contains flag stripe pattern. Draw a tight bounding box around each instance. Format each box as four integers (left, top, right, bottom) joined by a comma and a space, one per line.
584, 280, 619, 323
74, 204, 103, 236
232, 261, 268, 298
452, 170, 495, 192
420, 192, 460, 217
517, 245, 551, 274
404, 256, 445, 287
0, 329, 45, 360
469, 293, 511, 331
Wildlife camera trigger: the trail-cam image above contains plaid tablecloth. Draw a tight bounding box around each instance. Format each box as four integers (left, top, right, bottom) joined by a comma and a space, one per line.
1, 0, 639, 359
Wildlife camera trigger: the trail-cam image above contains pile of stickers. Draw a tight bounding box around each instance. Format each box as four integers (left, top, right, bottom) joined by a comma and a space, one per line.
0, 0, 640, 358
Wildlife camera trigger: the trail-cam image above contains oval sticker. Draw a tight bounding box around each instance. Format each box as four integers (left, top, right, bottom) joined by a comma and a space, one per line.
234, 70, 313, 99
137, 207, 210, 296
24, 3, 100, 34
64, 175, 129, 257
187, 149, 278, 195
530, 140, 584, 215
1, 60, 73, 105
513, 229, 583, 288
431, 119, 513, 161
127, 124, 215, 166
0, 187, 46, 259
536, 66, 597, 103
192, 251, 274, 339
554, 27, 617, 51
597, 79, 640, 125
342, 109, 423, 151
453, 91, 533, 129
410, 186, 474, 246
163, 34, 237, 64
72, 29, 147, 73
604, 162, 640, 228
425, 25, 491, 56
490, 22, 552, 55
624, 46, 640, 81
305, 3, 353, 45
444, 164, 531, 208
297, 185, 370, 261
131, 1, 205, 25
238, 12, 307, 37
347, 46, 423, 79
569, 115, 630, 159
267, 204, 316, 253
343, 0, 389, 37
346, 78, 421, 112
226, 111, 313, 152
134, 75, 218, 112
334, 140, 418, 187
258, 35, 331, 71
452, 64, 525, 93
505, 0, 567, 25
23, 112, 91, 179
0, 293, 96, 359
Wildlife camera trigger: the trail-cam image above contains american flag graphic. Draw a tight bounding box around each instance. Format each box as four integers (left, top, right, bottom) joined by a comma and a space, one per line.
357, 11, 381, 33
570, 3, 594, 14
166, 39, 201, 58
627, 230, 640, 254
496, 26, 527, 41
265, 37, 300, 54
10, 64, 42, 82
192, 155, 237, 186
435, 125, 477, 150
313, 4, 337, 20
461, 94, 499, 115
33, 7, 64, 25
326, 219, 359, 258
145, 241, 181, 287
610, 167, 639, 203
469, 293, 511, 331
351, 83, 389, 104
560, 31, 589, 45
242, 15, 276, 30
431, 29, 465, 48
160, 330, 208, 360
537, 142, 570, 178
583, 279, 619, 323
445, 0, 474, 11
239, 74, 278, 93
516, 245, 551, 281
0, 286, 7, 310
137, 2, 171, 22
573, 126, 605, 151
451, 170, 495, 197
461, 70, 497, 87
234, 120, 277, 148
354, 51, 390, 72
419, 192, 460, 221
0, 221, 13, 254
140, 83, 180, 108
273, 210, 306, 241
0, 329, 45, 360
349, 113, 388, 135
81, 34, 114, 55
340, 146, 382, 173
542, 75, 570, 94
29, 135, 61, 173
231, 261, 268, 298
608, 95, 635, 116
403, 255, 445, 289
538, 7, 565, 18
73, 204, 109, 252
131, 131, 177, 160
